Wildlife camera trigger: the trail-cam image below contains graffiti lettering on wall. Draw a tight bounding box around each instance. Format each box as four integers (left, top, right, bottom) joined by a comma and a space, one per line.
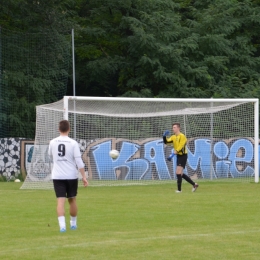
83, 137, 256, 180
0, 137, 256, 181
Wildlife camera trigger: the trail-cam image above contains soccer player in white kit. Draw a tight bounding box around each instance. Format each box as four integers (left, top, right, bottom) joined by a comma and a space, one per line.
49, 120, 88, 232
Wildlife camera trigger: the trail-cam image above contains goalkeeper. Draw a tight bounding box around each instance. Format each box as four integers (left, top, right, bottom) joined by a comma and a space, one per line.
163, 122, 199, 193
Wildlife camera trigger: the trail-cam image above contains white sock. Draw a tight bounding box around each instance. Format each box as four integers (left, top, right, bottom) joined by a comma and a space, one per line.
58, 216, 66, 230
70, 216, 77, 227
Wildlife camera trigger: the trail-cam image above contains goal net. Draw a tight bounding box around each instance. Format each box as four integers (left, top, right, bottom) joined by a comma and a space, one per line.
21, 96, 259, 189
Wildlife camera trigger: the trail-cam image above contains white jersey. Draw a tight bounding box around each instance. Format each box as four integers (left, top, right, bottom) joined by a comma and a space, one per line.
48, 135, 84, 179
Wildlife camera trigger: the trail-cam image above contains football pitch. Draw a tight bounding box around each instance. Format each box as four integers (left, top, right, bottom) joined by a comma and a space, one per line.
1, 181, 260, 260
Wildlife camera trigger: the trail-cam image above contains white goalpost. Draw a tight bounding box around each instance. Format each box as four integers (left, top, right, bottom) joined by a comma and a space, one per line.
21, 96, 259, 189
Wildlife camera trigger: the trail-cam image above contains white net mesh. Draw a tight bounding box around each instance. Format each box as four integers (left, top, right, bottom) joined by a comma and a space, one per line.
21, 97, 258, 189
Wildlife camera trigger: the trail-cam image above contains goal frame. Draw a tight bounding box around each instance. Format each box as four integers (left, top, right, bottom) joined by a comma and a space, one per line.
63, 96, 259, 183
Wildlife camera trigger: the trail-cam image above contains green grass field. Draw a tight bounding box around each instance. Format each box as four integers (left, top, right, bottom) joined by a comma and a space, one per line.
1, 181, 260, 260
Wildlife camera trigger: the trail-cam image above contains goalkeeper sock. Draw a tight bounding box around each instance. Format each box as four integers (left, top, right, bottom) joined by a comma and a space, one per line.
182, 174, 195, 186
177, 174, 182, 191
70, 216, 77, 227
58, 216, 66, 230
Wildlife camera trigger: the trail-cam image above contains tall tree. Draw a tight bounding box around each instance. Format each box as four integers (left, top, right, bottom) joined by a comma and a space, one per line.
73, 0, 186, 97
73, 0, 260, 98
174, 0, 260, 98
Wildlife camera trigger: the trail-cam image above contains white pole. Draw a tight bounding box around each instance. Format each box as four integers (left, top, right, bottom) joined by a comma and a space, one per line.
254, 100, 259, 183
65, 96, 258, 103
63, 96, 69, 120
210, 98, 213, 180
72, 29, 76, 139
183, 115, 187, 136
72, 29, 76, 97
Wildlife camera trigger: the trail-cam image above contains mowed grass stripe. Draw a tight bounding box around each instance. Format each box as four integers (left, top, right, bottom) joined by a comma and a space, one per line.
0, 182, 260, 260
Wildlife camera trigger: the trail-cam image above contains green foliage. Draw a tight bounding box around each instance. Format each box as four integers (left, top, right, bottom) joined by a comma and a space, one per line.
120, 88, 153, 98
0, 174, 7, 182
185, 0, 260, 98
74, 0, 185, 97
72, 0, 260, 99
0, 0, 75, 32
1, 0, 260, 138
0, 1, 72, 138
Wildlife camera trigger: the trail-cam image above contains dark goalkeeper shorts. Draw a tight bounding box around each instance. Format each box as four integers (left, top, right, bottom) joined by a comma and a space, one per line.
176, 154, 187, 169
53, 179, 78, 198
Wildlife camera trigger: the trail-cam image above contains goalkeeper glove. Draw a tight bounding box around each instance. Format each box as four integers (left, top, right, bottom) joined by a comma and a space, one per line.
163, 130, 170, 137
167, 153, 175, 161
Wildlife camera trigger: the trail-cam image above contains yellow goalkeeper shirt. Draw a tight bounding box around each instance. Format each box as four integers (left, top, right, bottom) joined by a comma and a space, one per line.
165, 133, 187, 155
